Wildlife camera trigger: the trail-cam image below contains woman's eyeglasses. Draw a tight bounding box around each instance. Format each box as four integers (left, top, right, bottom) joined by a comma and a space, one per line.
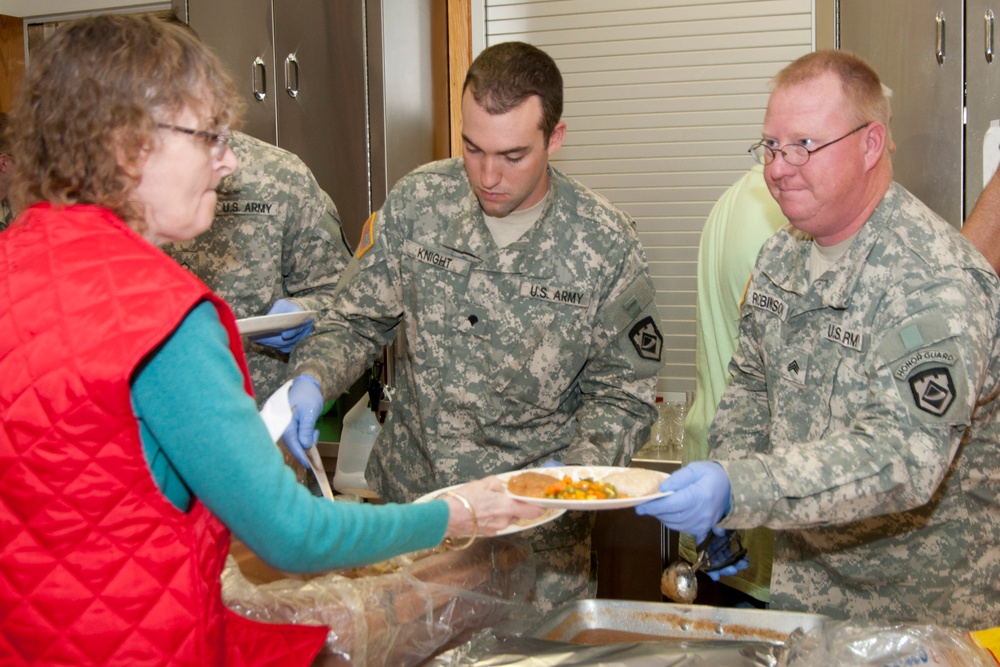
156, 123, 231, 159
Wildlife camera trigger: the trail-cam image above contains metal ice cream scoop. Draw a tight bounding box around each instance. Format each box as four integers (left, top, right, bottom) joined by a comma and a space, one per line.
661, 530, 746, 603
661, 548, 705, 603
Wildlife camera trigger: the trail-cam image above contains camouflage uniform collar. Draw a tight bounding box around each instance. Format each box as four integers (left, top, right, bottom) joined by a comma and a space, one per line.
760, 183, 898, 308
487, 173, 557, 251
439, 178, 497, 260
215, 130, 253, 196
513, 166, 567, 240
444, 165, 560, 260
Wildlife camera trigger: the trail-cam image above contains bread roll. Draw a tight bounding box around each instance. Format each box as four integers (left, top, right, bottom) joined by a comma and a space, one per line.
603, 468, 663, 497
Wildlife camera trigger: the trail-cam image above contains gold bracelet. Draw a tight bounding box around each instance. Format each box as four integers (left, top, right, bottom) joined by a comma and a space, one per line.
442, 490, 478, 550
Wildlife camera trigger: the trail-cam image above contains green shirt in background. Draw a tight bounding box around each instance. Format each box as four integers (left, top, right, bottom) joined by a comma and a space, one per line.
681, 165, 786, 602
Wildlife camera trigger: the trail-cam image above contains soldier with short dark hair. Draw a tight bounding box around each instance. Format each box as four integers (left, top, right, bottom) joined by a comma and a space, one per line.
281, 41, 663, 612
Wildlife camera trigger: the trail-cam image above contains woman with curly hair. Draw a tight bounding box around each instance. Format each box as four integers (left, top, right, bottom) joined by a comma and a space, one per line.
0, 14, 540, 666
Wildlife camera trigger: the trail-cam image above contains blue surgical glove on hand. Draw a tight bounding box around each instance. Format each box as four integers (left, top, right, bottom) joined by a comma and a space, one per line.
634, 461, 732, 544
703, 527, 750, 581
541, 460, 565, 468
250, 299, 315, 354
281, 374, 323, 467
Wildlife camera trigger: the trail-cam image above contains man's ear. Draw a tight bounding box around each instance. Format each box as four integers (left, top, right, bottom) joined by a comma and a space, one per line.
546, 121, 567, 156
863, 121, 888, 171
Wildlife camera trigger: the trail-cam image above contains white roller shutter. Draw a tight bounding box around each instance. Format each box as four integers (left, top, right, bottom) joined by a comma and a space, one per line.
482, 0, 813, 394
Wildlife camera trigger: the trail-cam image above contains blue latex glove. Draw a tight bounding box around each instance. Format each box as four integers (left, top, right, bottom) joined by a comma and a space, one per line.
541, 460, 565, 468
634, 461, 732, 544
280, 374, 323, 467
703, 527, 750, 581
250, 299, 315, 354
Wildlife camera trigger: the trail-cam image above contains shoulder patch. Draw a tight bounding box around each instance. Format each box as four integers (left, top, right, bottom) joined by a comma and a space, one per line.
630, 316, 662, 362
356, 211, 377, 259
908, 367, 956, 416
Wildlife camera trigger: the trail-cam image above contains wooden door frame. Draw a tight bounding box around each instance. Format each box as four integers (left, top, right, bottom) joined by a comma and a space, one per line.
0, 15, 25, 113
446, 0, 470, 156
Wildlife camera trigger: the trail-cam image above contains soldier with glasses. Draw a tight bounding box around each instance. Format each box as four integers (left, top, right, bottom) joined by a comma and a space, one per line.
638, 50, 1000, 629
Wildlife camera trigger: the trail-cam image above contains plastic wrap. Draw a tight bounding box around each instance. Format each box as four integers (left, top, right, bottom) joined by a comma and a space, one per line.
221, 537, 536, 667
783, 620, 995, 666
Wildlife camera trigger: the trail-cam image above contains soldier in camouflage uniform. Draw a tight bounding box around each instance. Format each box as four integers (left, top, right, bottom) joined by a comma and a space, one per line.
285, 42, 662, 613
638, 51, 1000, 629
164, 130, 352, 404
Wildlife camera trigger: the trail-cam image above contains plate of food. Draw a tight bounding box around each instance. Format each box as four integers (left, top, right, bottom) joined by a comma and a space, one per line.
498, 466, 672, 510
236, 310, 317, 336
414, 484, 565, 536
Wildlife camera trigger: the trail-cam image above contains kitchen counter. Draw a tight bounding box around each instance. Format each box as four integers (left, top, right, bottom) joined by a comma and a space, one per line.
630, 447, 682, 474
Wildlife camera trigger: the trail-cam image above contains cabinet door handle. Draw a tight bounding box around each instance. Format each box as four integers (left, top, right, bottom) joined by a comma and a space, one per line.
936, 11, 946, 65
252, 56, 267, 101
285, 53, 300, 98
987, 9, 996, 64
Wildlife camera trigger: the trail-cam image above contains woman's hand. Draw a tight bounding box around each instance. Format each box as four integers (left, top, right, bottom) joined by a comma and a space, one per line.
442, 476, 546, 539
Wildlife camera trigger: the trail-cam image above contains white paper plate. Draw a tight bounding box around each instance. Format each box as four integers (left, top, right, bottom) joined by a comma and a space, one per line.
236, 310, 317, 336
414, 484, 565, 536
498, 466, 672, 510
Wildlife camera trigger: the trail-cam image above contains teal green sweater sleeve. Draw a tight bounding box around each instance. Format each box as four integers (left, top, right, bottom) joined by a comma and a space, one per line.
131, 300, 448, 572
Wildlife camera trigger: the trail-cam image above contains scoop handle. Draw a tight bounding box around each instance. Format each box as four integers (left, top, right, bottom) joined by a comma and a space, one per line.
698, 530, 747, 572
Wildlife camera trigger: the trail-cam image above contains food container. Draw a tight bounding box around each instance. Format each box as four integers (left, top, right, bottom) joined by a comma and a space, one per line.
533, 598, 826, 646
427, 599, 827, 666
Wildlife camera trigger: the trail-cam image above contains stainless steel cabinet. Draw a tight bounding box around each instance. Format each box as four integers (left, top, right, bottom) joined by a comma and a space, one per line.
839, 0, 1000, 226
175, 0, 447, 246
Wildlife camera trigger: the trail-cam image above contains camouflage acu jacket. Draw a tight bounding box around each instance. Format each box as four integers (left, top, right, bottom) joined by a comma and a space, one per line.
165, 131, 352, 404
293, 158, 662, 502
712, 183, 1000, 629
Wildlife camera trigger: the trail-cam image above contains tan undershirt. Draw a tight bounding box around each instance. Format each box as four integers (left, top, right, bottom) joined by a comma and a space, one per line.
483, 189, 550, 248
809, 230, 858, 284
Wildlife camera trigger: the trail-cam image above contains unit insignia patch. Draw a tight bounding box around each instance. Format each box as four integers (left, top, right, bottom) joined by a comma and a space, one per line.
908, 367, 956, 417
630, 316, 662, 362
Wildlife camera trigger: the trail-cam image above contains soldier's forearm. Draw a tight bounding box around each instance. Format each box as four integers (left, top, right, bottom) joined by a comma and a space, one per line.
963, 170, 1000, 273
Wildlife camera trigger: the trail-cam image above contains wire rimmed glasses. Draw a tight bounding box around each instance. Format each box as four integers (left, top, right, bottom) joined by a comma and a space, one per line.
748, 122, 871, 166
156, 123, 231, 159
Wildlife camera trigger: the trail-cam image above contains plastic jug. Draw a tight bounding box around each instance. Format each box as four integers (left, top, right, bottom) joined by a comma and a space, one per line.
659, 391, 693, 458
333, 396, 381, 497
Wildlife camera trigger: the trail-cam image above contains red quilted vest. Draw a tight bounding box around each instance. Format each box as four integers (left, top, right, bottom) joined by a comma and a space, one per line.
0, 204, 327, 666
